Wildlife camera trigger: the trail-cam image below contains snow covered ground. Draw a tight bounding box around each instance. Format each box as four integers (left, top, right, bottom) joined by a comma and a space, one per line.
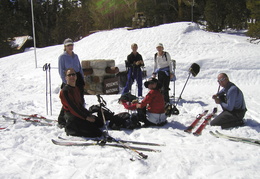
0, 22, 259, 179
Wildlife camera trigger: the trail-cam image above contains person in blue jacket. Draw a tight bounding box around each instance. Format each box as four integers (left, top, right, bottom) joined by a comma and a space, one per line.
211, 73, 247, 129
58, 38, 85, 128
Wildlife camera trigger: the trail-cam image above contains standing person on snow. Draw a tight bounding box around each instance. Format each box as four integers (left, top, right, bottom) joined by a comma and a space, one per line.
211, 73, 246, 129
59, 68, 103, 137
122, 43, 144, 97
58, 38, 85, 128
136, 78, 167, 126
152, 43, 174, 104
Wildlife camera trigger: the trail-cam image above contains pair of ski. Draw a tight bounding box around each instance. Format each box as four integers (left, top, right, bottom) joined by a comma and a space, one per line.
184, 108, 217, 135
2, 111, 56, 127
52, 135, 164, 160
210, 130, 260, 147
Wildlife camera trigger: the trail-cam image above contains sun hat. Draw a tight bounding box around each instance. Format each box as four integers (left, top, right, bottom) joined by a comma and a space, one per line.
64, 38, 73, 46
144, 78, 158, 88
156, 43, 163, 48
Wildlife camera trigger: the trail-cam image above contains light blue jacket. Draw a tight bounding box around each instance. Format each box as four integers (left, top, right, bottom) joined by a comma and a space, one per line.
58, 51, 84, 84
218, 82, 246, 112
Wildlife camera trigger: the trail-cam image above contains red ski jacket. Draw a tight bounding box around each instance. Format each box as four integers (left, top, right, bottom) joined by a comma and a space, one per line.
139, 89, 165, 113
60, 85, 90, 120
121, 89, 165, 113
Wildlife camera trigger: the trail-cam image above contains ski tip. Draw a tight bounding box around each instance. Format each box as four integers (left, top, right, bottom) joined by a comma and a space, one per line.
213, 107, 218, 113
140, 153, 148, 159
51, 139, 58, 145
193, 132, 201, 136
184, 129, 192, 134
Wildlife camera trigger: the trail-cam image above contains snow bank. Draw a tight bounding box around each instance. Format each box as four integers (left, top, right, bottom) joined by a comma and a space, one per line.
0, 22, 259, 179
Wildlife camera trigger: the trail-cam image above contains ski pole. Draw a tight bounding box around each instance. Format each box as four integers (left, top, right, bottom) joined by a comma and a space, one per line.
215, 85, 220, 110
48, 63, 52, 116
171, 59, 176, 103
96, 94, 109, 134
43, 63, 49, 115
172, 63, 200, 115
217, 85, 220, 94
109, 135, 148, 160
171, 72, 191, 115
175, 72, 190, 106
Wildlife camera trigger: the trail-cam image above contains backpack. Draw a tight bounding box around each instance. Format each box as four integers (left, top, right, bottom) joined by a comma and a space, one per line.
154, 52, 168, 61
89, 105, 114, 121
119, 92, 138, 103
108, 112, 141, 130
89, 105, 141, 130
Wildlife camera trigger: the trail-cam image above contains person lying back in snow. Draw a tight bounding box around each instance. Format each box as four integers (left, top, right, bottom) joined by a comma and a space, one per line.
59, 68, 103, 137
211, 73, 247, 129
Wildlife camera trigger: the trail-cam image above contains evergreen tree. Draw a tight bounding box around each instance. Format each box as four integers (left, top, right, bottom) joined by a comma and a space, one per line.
247, 0, 260, 42
204, 0, 226, 32
225, 0, 249, 30
0, 0, 27, 57
89, 0, 135, 30
0, 0, 13, 57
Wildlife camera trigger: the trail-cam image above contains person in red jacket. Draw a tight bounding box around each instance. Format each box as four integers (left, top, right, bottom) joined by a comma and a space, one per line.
59, 68, 103, 137
136, 78, 167, 126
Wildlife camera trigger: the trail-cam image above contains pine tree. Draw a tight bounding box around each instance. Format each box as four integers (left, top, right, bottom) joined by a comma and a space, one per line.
247, 0, 260, 42
225, 0, 248, 30
204, 0, 226, 32
0, 0, 21, 57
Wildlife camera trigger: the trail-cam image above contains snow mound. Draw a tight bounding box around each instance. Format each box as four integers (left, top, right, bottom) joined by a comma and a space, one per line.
0, 22, 259, 179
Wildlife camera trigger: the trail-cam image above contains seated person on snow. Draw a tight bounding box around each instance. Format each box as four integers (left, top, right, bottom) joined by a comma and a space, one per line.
120, 78, 167, 126
211, 73, 246, 129
59, 68, 103, 137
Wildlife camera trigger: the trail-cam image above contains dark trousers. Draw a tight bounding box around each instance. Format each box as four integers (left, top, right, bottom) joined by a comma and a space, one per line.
210, 109, 246, 129
64, 112, 103, 137
122, 67, 143, 96
158, 71, 170, 103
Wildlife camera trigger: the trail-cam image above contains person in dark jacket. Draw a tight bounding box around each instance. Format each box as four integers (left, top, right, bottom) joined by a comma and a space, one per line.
59, 68, 103, 137
211, 73, 246, 129
122, 43, 144, 97
58, 38, 85, 128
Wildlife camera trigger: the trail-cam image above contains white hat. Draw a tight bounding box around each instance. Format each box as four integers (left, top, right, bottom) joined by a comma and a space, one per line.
64, 38, 73, 46
156, 43, 163, 48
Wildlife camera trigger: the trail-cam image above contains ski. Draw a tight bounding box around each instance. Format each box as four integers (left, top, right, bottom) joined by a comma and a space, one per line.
215, 131, 260, 143
4, 114, 53, 126
10, 111, 56, 123
58, 136, 165, 146
22, 117, 54, 126
210, 131, 260, 146
2, 115, 17, 123
193, 107, 217, 136
1, 116, 16, 130
51, 139, 161, 153
184, 110, 209, 133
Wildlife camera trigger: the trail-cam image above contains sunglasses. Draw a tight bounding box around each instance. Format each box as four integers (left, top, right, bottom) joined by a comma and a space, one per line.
217, 78, 226, 82
67, 73, 76, 77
